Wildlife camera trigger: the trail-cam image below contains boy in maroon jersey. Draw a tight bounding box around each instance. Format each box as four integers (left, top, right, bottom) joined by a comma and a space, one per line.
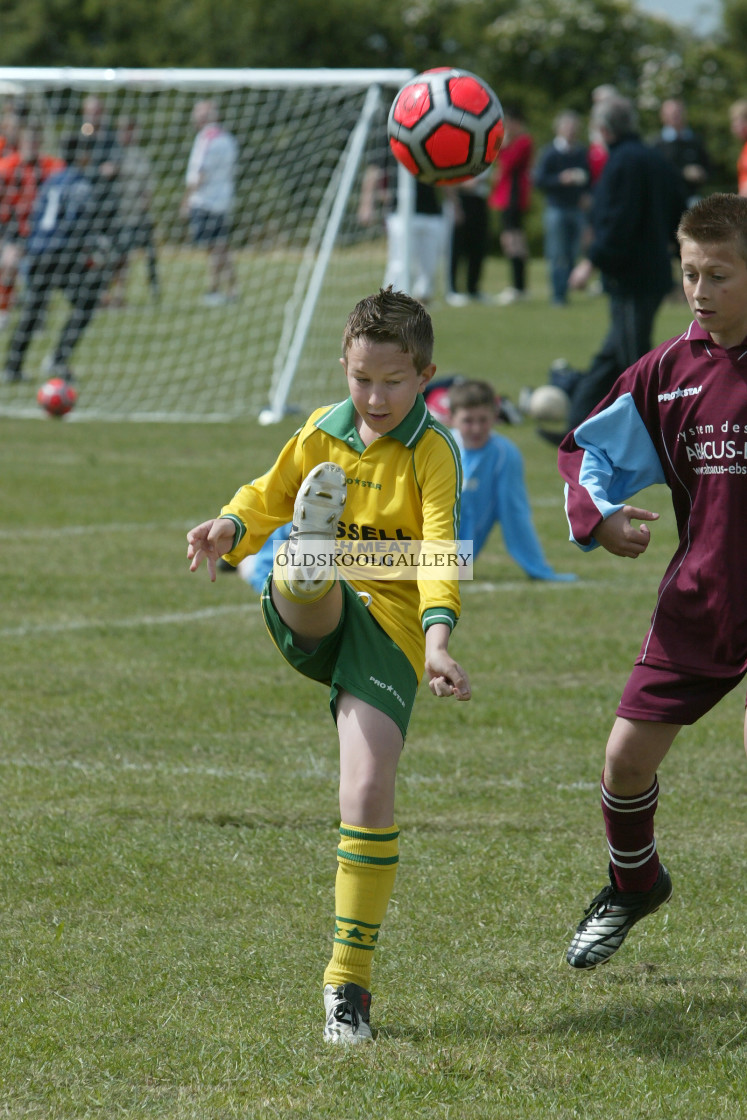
559, 192, 747, 968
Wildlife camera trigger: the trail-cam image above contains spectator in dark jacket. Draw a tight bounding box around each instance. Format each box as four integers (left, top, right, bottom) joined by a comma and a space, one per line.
533, 110, 590, 305
2, 132, 110, 384
540, 96, 687, 440
654, 98, 710, 207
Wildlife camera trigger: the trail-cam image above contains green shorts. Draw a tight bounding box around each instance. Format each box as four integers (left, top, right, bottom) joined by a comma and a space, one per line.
261, 576, 419, 739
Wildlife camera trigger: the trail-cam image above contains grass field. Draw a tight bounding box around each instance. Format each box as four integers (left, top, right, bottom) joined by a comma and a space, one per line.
1, 262, 746, 1118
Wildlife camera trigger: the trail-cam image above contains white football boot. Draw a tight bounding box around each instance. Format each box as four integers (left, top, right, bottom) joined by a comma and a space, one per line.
283, 462, 347, 600
323, 983, 373, 1043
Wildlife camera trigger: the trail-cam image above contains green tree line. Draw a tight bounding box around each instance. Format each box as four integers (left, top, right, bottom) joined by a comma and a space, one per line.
1, 0, 746, 182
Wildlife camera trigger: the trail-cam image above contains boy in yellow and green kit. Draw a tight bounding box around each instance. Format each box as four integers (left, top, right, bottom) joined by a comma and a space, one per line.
187, 288, 471, 1043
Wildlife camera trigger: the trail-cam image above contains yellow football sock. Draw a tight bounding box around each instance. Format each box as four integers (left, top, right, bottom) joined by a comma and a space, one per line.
323, 822, 400, 992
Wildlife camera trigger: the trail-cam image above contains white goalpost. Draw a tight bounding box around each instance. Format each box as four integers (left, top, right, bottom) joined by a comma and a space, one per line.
0, 67, 414, 422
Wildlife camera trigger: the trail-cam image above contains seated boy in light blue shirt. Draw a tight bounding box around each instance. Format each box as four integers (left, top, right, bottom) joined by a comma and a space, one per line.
448, 377, 576, 581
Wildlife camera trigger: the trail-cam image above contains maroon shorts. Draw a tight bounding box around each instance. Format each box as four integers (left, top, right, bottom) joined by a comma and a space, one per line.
617, 662, 746, 725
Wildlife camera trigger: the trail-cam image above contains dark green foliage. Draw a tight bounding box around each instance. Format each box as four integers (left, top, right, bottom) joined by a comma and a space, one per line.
0, 0, 740, 192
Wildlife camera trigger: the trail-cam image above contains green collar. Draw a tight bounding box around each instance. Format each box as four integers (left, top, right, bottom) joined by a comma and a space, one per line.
315, 394, 431, 452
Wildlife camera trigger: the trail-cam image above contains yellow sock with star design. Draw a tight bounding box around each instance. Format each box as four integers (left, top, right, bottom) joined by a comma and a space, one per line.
323, 822, 400, 992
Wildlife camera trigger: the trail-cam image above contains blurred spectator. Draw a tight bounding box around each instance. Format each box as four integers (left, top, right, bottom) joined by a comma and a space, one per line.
2, 133, 110, 385
587, 85, 619, 186
533, 110, 590, 306
0, 99, 24, 159
0, 120, 65, 328
538, 96, 687, 443
180, 99, 238, 306
591, 83, 618, 147
730, 100, 747, 196
654, 98, 710, 206
359, 159, 446, 305
445, 171, 491, 305
582, 85, 619, 278
80, 95, 122, 245
488, 106, 533, 304
106, 115, 160, 307
0, 99, 25, 326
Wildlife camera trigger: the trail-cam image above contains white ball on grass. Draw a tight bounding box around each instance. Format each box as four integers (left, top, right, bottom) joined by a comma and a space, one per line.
528, 385, 569, 424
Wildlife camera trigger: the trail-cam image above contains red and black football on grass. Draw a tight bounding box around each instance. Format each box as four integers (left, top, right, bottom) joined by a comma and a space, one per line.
37, 377, 77, 417
387, 68, 504, 186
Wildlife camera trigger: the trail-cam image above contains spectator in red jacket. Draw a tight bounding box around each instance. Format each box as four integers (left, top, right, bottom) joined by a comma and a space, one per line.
0, 120, 65, 327
0, 98, 23, 161
488, 106, 533, 304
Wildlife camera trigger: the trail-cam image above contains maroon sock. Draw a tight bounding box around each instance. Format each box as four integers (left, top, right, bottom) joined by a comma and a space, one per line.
601, 774, 660, 892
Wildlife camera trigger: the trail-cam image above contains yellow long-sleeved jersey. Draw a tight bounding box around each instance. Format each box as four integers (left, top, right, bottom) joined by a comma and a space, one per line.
220, 393, 463, 679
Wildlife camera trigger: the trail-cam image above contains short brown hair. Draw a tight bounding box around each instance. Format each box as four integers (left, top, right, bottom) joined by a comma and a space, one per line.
677, 193, 747, 264
341, 287, 434, 373
447, 378, 496, 413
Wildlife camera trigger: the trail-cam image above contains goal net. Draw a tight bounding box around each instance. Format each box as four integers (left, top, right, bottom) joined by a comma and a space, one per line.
0, 67, 414, 422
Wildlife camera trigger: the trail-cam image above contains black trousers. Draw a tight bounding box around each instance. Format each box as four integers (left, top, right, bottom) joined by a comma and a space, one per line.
5, 249, 107, 376
450, 194, 489, 296
568, 289, 665, 431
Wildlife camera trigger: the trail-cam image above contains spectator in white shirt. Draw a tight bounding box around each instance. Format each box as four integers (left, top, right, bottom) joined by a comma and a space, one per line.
180, 99, 238, 306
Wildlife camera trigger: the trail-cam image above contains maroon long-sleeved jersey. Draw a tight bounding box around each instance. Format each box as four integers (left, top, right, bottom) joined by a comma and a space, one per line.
560, 321, 747, 676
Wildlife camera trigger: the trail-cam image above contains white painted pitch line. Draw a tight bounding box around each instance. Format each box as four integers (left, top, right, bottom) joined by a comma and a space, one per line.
0, 576, 660, 639
0, 519, 196, 540
0, 753, 600, 792
0, 510, 573, 537
0, 754, 272, 783
0, 602, 260, 638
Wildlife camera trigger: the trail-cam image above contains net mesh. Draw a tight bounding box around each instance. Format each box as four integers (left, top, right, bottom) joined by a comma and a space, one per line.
0, 69, 411, 421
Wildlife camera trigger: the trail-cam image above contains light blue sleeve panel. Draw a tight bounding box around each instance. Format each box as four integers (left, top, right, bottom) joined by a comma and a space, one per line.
566, 393, 666, 550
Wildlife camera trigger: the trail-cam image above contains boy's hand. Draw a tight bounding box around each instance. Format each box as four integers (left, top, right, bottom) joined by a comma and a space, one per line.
594, 505, 659, 558
425, 648, 472, 701
425, 622, 471, 700
187, 517, 236, 581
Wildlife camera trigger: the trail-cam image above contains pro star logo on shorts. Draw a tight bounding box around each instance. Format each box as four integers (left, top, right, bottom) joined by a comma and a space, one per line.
368, 675, 407, 709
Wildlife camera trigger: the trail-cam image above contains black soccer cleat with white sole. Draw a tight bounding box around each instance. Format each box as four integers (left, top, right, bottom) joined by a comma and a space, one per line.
566, 863, 673, 970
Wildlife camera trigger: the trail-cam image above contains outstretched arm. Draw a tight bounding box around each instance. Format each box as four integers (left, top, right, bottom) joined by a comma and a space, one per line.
187, 517, 237, 581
